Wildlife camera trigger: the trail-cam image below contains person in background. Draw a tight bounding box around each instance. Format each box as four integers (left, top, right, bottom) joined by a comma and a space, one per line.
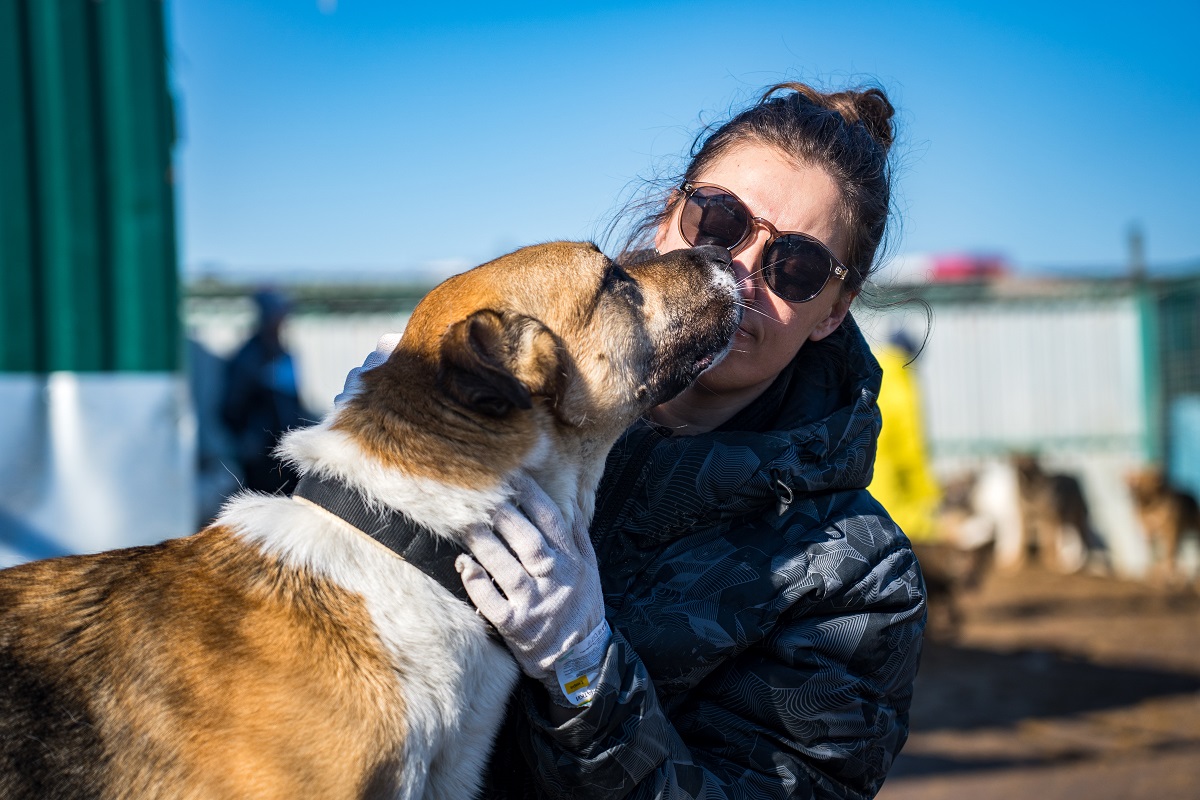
342, 81, 926, 798
188, 336, 242, 525
869, 328, 942, 544
221, 288, 310, 494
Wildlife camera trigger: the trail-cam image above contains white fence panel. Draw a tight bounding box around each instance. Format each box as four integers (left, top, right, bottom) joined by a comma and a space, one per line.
861, 296, 1146, 462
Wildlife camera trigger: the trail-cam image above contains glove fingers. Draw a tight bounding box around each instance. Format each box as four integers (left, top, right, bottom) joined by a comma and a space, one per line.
334, 331, 402, 407
492, 503, 556, 575
463, 522, 533, 595
364, 333, 402, 369
512, 474, 574, 554
456, 554, 514, 628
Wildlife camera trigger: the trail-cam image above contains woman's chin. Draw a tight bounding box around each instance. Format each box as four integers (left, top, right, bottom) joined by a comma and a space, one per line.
693, 356, 743, 395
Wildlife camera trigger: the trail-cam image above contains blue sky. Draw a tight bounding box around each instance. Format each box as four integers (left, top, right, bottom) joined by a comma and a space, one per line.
170, 0, 1199, 280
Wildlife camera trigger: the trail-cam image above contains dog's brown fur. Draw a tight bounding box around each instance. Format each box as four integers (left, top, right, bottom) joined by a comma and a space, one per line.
0, 526, 409, 799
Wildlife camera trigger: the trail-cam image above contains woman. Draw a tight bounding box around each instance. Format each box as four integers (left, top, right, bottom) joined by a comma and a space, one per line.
349, 82, 925, 798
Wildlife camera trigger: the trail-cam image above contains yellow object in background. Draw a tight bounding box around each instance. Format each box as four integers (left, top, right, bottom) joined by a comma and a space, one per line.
870, 338, 942, 542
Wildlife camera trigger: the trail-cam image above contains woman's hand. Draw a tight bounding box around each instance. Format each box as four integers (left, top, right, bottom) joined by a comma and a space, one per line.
457, 473, 610, 708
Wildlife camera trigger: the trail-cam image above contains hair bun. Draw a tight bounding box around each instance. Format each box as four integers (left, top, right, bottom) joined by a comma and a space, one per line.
827, 87, 895, 153
762, 82, 896, 154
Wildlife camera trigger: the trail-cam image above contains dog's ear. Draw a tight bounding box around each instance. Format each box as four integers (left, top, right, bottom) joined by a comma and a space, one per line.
437, 310, 561, 418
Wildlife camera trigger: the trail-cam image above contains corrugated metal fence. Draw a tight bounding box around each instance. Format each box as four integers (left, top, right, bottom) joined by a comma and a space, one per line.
856, 276, 1200, 574
187, 277, 1200, 465
0, 0, 178, 373
884, 297, 1146, 460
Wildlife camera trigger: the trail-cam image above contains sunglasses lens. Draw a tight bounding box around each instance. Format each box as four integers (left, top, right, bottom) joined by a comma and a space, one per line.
680, 186, 749, 249
763, 237, 837, 302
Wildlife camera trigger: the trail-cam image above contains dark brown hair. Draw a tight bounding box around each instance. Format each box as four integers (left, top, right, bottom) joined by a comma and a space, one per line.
615, 81, 896, 293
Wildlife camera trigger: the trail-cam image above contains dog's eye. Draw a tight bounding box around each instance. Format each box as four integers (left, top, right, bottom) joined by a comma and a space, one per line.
606, 264, 634, 285
602, 263, 643, 306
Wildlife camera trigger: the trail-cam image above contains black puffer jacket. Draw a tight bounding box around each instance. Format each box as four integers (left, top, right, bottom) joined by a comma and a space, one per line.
484, 317, 926, 799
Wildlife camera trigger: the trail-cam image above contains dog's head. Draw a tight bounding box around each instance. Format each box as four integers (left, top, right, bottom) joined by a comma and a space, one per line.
1126, 467, 1167, 507
407, 241, 739, 428
336, 241, 739, 508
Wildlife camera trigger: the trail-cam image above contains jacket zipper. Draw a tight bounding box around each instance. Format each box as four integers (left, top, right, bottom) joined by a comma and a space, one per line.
770, 467, 794, 516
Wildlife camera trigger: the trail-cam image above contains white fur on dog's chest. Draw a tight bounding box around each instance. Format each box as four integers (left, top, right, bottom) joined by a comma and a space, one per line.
224, 494, 519, 799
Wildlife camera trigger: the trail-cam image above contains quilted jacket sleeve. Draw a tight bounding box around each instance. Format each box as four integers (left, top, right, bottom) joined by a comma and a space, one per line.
512, 514, 926, 799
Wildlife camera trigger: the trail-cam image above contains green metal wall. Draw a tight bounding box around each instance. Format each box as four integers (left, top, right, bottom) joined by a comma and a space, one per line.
0, 0, 178, 373
1155, 277, 1200, 471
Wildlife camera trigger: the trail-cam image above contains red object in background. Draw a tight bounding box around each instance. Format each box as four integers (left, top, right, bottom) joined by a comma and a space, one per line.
931, 253, 1011, 282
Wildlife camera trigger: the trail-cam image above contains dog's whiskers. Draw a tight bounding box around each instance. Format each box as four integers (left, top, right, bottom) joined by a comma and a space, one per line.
734, 300, 771, 320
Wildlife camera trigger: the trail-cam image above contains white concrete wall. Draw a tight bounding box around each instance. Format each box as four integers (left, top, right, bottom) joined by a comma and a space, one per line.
0, 374, 196, 567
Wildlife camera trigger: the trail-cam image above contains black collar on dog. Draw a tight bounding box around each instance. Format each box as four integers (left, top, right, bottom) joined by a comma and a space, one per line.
291, 472, 488, 628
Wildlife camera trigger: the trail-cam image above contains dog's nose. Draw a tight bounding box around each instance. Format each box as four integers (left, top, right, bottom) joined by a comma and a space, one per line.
691, 244, 732, 268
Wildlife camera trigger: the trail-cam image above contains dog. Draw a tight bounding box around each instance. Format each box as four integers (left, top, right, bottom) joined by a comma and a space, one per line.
0, 241, 740, 799
1012, 454, 1098, 574
1127, 466, 1200, 584
912, 471, 995, 637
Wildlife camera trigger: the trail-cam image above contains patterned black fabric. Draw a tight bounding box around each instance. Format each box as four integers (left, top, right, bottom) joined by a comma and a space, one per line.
482, 316, 926, 799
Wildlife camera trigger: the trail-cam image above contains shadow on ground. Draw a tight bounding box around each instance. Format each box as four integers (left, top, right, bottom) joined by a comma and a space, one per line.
913, 641, 1200, 731
889, 614, 1200, 782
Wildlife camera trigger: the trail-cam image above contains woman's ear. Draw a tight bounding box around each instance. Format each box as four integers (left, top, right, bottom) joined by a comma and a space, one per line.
653, 190, 684, 253
808, 290, 855, 342
653, 223, 668, 253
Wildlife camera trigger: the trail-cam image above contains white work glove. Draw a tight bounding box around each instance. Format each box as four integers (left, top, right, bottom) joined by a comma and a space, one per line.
333, 332, 402, 407
457, 473, 611, 707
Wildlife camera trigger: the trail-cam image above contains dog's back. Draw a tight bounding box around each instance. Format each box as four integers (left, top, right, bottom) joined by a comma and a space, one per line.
0, 524, 411, 800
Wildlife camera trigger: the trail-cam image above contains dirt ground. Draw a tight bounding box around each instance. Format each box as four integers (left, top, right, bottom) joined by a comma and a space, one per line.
878, 565, 1200, 800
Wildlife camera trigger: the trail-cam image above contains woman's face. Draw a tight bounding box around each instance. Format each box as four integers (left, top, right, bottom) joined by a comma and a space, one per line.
654, 142, 854, 403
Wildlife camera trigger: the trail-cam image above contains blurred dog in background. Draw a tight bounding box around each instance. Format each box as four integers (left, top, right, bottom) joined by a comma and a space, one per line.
1127, 467, 1200, 585
1013, 454, 1100, 574
914, 471, 996, 636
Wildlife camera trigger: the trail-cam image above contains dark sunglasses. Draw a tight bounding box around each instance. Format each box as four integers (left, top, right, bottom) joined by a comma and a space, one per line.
677, 181, 850, 303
